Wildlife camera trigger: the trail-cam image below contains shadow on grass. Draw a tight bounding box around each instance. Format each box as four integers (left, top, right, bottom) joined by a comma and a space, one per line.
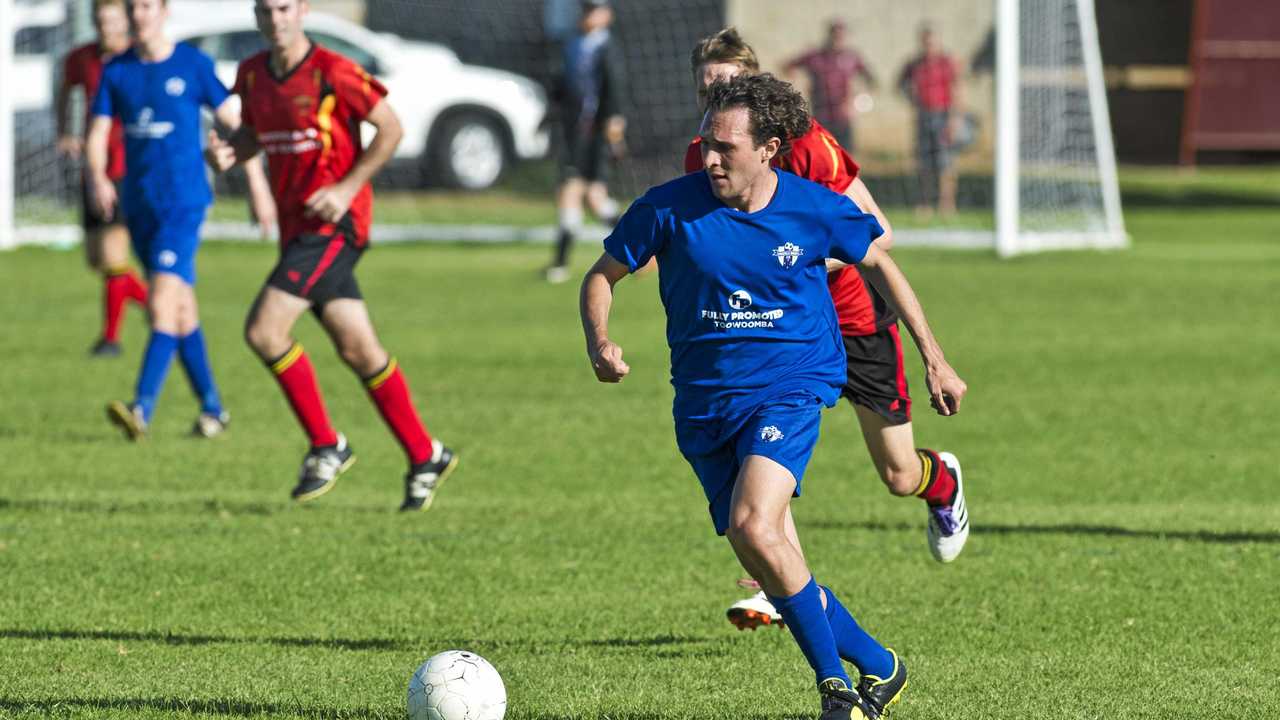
0, 698, 801, 720
0, 696, 386, 719
0, 496, 392, 516
0, 628, 716, 655
809, 519, 1280, 544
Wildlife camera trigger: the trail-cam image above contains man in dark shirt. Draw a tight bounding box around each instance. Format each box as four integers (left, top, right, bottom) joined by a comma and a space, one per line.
785, 19, 877, 152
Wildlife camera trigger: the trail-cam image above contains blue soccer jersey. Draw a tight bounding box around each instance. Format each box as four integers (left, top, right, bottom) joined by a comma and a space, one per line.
92, 42, 228, 214
604, 169, 883, 420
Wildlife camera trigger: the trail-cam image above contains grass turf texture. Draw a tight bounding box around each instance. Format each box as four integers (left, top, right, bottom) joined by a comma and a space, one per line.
1, 206, 1279, 719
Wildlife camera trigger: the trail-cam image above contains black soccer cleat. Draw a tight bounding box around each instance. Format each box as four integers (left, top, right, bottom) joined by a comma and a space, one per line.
400, 440, 458, 512
291, 433, 355, 502
857, 649, 908, 719
91, 339, 122, 357
819, 678, 873, 720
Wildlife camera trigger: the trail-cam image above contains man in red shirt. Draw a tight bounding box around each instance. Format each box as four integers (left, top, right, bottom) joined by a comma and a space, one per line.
206, 0, 457, 510
898, 23, 963, 218
687, 28, 969, 661
784, 19, 878, 153
56, 0, 146, 356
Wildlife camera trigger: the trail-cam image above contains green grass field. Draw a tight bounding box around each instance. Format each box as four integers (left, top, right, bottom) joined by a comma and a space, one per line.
1, 203, 1279, 719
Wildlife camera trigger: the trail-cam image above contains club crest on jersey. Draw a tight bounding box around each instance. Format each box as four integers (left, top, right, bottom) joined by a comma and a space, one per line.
728, 289, 752, 310
165, 77, 185, 97
772, 242, 804, 268
293, 95, 314, 108
759, 425, 785, 442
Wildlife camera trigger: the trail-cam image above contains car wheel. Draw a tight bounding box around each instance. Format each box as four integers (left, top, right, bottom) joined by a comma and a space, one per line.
428, 113, 507, 190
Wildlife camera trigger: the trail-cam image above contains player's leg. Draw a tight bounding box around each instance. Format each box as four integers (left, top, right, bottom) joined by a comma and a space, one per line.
847, 325, 968, 562
724, 397, 884, 718
158, 211, 228, 438
318, 296, 457, 512
84, 180, 146, 355
245, 281, 350, 500
105, 269, 184, 440
938, 128, 958, 217
548, 176, 586, 282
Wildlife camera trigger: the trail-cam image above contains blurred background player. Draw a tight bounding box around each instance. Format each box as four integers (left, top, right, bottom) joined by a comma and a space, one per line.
897, 22, 964, 219
56, 0, 146, 357
90, 0, 246, 440
686, 29, 970, 645
584, 73, 967, 720
544, 0, 627, 284
784, 19, 878, 153
206, 0, 458, 511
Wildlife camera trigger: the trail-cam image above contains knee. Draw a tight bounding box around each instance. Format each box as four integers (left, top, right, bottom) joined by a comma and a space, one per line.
880, 464, 921, 497
337, 340, 385, 377
243, 316, 283, 358
725, 515, 782, 556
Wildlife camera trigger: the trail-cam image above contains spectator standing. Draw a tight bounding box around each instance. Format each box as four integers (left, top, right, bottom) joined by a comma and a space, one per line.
785, 19, 877, 152
898, 23, 963, 218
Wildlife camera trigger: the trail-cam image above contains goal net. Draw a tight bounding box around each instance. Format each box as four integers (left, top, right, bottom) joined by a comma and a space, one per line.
2, 0, 1124, 256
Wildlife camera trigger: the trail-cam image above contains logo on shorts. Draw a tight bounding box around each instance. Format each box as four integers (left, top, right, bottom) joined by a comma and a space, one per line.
165, 77, 186, 97
157, 250, 177, 268
759, 425, 785, 442
772, 242, 804, 268
728, 289, 753, 310
286, 270, 301, 284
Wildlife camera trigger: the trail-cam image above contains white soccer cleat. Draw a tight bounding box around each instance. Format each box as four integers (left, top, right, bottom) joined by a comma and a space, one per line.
726, 590, 784, 631
927, 451, 969, 563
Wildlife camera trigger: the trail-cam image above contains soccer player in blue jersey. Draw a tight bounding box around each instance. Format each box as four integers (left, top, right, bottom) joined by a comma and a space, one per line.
87, 0, 244, 439
580, 74, 967, 719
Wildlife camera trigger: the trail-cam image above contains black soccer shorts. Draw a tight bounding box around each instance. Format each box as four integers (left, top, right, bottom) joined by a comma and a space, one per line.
841, 324, 912, 425
266, 231, 364, 311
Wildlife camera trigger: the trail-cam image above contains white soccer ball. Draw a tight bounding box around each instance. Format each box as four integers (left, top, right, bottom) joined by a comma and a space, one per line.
407, 650, 507, 720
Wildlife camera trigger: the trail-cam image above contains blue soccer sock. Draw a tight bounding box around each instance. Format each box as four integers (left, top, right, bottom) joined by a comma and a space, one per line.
768, 576, 852, 689
821, 585, 894, 678
134, 331, 178, 422
177, 327, 222, 415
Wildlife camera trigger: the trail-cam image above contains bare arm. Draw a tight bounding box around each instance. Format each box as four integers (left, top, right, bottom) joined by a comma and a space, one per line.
303, 98, 402, 223
845, 177, 893, 250
85, 115, 117, 217
209, 98, 276, 238
857, 243, 967, 415
580, 252, 633, 383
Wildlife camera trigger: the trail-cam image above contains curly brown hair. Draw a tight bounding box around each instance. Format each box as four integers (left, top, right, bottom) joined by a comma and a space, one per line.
703, 73, 810, 150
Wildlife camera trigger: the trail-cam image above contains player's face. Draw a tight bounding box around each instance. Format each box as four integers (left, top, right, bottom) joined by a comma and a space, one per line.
698, 105, 775, 202
95, 4, 130, 52
255, 0, 308, 51
695, 62, 744, 113
127, 0, 167, 45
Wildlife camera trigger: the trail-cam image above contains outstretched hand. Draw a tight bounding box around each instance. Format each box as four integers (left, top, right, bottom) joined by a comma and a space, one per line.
589, 340, 630, 383
204, 130, 237, 173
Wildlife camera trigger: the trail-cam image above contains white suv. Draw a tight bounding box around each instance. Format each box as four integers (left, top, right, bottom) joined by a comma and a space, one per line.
172, 4, 548, 189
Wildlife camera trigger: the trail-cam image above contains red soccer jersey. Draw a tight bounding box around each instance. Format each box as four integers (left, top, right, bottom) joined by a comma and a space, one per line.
234, 44, 388, 246
685, 117, 892, 336
64, 42, 126, 180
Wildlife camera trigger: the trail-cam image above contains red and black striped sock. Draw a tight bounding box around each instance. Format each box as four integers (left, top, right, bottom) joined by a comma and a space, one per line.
913, 448, 957, 507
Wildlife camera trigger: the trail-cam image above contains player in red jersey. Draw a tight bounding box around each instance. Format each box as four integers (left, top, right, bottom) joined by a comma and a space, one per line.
688, 29, 969, 642
205, 0, 457, 510
56, 0, 146, 356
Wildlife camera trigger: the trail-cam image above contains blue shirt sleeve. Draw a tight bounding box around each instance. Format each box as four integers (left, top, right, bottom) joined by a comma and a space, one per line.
91, 65, 115, 118
196, 49, 230, 109
828, 195, 884, 265
603, 200, 666, 272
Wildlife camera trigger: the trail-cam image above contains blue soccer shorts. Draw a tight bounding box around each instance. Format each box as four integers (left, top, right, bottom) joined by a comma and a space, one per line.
127, 205, 206, 284
676, 390, 826, 536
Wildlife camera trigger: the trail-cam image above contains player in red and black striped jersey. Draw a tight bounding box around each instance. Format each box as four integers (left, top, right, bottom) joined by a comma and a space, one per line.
206, 0, 456, 511
688, 29, 969, 642
56, 0, 146, 356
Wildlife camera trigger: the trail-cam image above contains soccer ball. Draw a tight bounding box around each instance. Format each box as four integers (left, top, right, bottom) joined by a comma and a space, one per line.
407, 650, 507, 720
